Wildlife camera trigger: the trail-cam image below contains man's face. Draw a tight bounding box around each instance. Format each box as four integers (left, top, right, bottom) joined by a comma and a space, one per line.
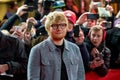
90, 30, 103, 47
49, 21, 67, 41
87, 19, 96, 28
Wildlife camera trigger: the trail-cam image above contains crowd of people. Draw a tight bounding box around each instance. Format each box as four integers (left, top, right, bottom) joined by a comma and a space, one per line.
0, 0, 120, 80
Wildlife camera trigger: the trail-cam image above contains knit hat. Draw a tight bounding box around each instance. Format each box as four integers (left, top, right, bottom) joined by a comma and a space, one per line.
64, 10, 76, 24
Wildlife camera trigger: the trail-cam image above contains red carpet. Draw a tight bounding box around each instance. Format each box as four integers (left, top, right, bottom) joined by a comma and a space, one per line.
85, 69, 120, 80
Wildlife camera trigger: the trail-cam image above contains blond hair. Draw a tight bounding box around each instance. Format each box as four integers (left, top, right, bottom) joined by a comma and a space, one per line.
89, 25, 103, 32
45, 11, 68, 35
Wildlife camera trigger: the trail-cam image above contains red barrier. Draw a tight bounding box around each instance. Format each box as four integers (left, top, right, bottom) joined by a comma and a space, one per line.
85, 69, 120, 80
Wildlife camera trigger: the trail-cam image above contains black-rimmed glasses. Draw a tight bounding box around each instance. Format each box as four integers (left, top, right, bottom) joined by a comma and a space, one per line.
51, 23, 67, 30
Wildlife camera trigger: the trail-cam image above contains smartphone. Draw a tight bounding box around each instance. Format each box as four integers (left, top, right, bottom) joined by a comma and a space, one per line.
26, 22, 33, 32
87, 14, 99, 20
73, 25, 80, 37
23, 6, 34, 12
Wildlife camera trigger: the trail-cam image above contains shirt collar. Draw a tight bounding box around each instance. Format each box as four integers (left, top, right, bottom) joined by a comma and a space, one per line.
46, 37, 70, 52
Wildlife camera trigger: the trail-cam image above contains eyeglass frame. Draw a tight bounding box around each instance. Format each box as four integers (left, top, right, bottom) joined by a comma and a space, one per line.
50, 23, 67, 30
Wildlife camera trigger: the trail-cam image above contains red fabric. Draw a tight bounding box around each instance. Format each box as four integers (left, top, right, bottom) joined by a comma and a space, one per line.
64, 10, 77, 24
85, 69, 120, 80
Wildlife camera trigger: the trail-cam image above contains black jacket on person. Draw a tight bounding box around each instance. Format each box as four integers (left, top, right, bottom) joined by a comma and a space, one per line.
106, 27, 120, 68
0, 14, 19, 31
0, 32, 28, 80
76, 42, 90, 72
85, 37, 111, 77
0, 14, 32, 57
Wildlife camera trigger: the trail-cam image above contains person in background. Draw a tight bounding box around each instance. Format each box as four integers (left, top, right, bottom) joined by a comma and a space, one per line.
85, 25, 111, 77
75, 12, 98, 37
25, 16, 48, 48
34, 0, 43, 20
73, 25, 90, 72
0, 5, 37, 57
64, 10, 76, 43
0, 5, 28, 31
0, 31, 28, 80
10, 22, 27, 40
64, 0, 80, 18
106, 18, 120, 68
27, 11, 85, 80
4, 1, 18, 19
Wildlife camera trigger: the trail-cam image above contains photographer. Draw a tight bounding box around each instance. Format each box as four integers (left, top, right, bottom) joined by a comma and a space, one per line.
76, 13, 98, 37
0, 5, 28, 31
73, 25, 90, 72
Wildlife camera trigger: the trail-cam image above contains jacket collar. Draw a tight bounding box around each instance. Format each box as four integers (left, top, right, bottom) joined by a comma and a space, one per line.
46, 37, 70, 52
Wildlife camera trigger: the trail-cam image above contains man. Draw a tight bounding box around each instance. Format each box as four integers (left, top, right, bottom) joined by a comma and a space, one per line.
0, 31, 28, 80
27, 11, 85, 80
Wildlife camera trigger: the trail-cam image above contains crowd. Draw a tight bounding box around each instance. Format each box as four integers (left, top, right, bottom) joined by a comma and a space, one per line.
0, 0, 120, 80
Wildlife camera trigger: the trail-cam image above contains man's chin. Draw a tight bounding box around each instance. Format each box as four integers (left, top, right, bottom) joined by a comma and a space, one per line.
53, 37, 64, 41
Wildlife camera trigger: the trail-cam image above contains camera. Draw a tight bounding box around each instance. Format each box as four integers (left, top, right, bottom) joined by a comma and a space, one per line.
87, 14, 99, 20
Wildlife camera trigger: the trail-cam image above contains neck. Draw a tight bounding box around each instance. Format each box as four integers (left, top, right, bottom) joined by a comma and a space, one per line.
51, 38, 64, 46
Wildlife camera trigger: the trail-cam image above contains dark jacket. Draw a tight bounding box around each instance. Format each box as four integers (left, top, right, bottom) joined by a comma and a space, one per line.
0, 32, 28, 80
76, 42, 90, 72
106, 27, 120, 68
0, 14, 19, 31
0, 14, 31, 57
85, 37, 111, 77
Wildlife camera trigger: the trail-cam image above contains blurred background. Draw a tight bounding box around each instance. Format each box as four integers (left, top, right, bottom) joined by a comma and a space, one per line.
0, 0, 120, 26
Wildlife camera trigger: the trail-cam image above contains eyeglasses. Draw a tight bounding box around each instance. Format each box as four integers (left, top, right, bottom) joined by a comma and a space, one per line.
51, 23, 67, 30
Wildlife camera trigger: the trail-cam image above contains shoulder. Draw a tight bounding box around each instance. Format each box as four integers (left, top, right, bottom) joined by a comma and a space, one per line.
64, 39, 80, 51
66, 40, 78, 46
3, 35, 20, 46
32, 39, 47, 50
